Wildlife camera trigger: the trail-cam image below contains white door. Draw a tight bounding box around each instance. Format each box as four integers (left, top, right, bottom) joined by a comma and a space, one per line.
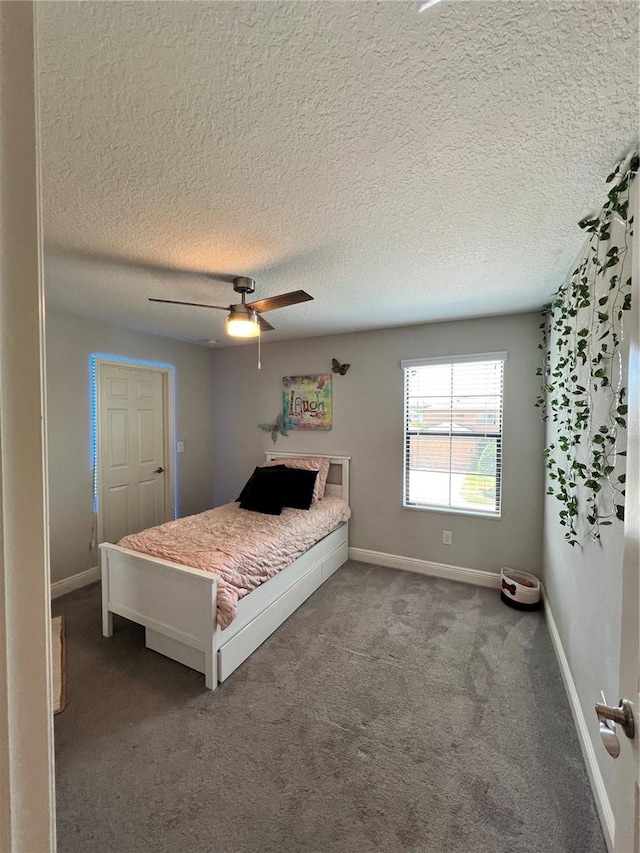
610, 178, 639, 853
98, 363, 167, 543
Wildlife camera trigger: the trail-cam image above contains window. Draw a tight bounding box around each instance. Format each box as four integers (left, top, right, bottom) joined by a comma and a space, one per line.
402, 353, 506, 516
476, 412, 496, 425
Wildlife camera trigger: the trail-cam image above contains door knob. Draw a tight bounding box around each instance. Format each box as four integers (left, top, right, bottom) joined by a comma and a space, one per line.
598, 718, 621, 759
595, 698, 635, 739
154, 467, 165, 474
595, 697, 635, 758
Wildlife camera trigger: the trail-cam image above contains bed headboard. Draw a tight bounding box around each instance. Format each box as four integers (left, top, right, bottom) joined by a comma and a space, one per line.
264, 452, 350, 505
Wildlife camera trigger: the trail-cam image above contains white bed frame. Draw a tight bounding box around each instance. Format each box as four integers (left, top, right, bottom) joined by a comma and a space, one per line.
100, 453, 350, 690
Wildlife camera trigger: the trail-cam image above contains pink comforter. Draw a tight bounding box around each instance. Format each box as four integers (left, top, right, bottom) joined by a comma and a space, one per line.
118, 497, 351, 629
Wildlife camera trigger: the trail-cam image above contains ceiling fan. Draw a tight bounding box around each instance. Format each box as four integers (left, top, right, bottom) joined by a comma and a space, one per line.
149, 276, 313, 338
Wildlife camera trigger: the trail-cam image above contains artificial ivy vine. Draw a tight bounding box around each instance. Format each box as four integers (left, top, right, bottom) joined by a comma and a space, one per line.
536, 151, 637, 546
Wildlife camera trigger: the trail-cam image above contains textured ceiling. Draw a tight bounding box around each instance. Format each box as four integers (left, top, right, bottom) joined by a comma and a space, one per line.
37, 1, 638, 347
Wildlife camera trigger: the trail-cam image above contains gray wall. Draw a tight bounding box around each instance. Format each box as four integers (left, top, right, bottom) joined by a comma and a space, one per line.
211, 312, 545, 574
542, 309, 630, 808
46, 310, 216, 583
543, 488, 623, 813
542, 181, 638, 823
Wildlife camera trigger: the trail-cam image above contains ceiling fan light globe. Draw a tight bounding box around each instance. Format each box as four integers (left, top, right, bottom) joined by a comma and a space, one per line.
226, 310, 260, 338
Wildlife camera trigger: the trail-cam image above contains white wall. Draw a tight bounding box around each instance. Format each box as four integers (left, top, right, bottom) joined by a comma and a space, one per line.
211, 312, 545, 575
46, 310, 216, 584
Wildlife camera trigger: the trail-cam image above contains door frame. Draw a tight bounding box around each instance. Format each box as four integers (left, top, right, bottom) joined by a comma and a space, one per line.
0, 2, 56, 849
612, 166, 640, 853
93, 355, 177, 546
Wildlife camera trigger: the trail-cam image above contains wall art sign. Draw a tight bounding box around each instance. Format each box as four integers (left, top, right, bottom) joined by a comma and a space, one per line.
282, 374, 332, 430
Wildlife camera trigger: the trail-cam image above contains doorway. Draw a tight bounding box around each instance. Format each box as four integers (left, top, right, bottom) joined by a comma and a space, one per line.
94, 356, 176, 545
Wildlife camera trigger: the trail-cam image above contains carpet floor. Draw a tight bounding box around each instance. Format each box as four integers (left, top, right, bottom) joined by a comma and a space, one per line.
53, 562, 606, 853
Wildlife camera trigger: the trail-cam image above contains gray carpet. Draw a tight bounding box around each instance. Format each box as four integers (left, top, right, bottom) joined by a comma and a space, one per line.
53, 562, 606, 853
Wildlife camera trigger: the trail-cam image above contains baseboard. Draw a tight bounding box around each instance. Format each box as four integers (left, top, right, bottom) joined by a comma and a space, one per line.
51, 566, 100, 600
543, 591, 614, 852
348, 547, 501, 589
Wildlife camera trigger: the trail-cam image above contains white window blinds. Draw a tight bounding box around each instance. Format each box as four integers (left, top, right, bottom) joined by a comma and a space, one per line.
402, 353, 506, 516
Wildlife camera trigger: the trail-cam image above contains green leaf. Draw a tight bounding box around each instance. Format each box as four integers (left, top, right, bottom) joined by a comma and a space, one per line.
616, 200, 629, 220
616, 505, 625, 522
578, 217, 599, 230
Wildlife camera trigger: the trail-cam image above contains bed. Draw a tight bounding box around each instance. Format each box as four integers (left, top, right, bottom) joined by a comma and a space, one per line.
99, 453, 350, 690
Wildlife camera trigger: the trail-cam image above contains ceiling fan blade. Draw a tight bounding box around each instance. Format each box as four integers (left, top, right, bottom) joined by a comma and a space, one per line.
246, 290, 313, 313
257, 314, 275, 332
149, 298, 230, 311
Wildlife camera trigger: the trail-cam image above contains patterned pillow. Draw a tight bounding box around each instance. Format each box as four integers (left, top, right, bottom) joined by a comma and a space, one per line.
263, 457, 331, 503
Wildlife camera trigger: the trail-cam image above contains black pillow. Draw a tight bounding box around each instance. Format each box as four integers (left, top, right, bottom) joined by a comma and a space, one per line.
282, 468, 318, 510
237, 464, 286, 503
239, 467, 293, 515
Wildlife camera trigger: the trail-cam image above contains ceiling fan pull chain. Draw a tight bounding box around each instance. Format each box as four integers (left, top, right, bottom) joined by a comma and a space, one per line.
257, 326, 261, 370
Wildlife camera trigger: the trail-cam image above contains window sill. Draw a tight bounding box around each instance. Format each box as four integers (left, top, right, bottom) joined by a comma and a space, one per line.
403, 503, 502, 519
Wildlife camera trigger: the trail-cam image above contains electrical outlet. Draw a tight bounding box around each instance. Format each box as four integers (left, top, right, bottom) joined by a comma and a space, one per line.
177, 441, 184, 453
442, 530, 452, 545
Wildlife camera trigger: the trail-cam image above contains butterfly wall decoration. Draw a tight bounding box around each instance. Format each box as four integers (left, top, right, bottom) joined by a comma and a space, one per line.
331, 358, 350, 376
258, 412, 289, 444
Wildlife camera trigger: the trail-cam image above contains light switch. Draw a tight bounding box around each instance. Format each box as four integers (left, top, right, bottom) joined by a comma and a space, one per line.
177, 441, 184, 453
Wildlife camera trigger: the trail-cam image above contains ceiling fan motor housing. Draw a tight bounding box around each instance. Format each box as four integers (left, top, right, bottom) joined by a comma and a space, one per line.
233, 276, 255, 295
229, 303, 258, 320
